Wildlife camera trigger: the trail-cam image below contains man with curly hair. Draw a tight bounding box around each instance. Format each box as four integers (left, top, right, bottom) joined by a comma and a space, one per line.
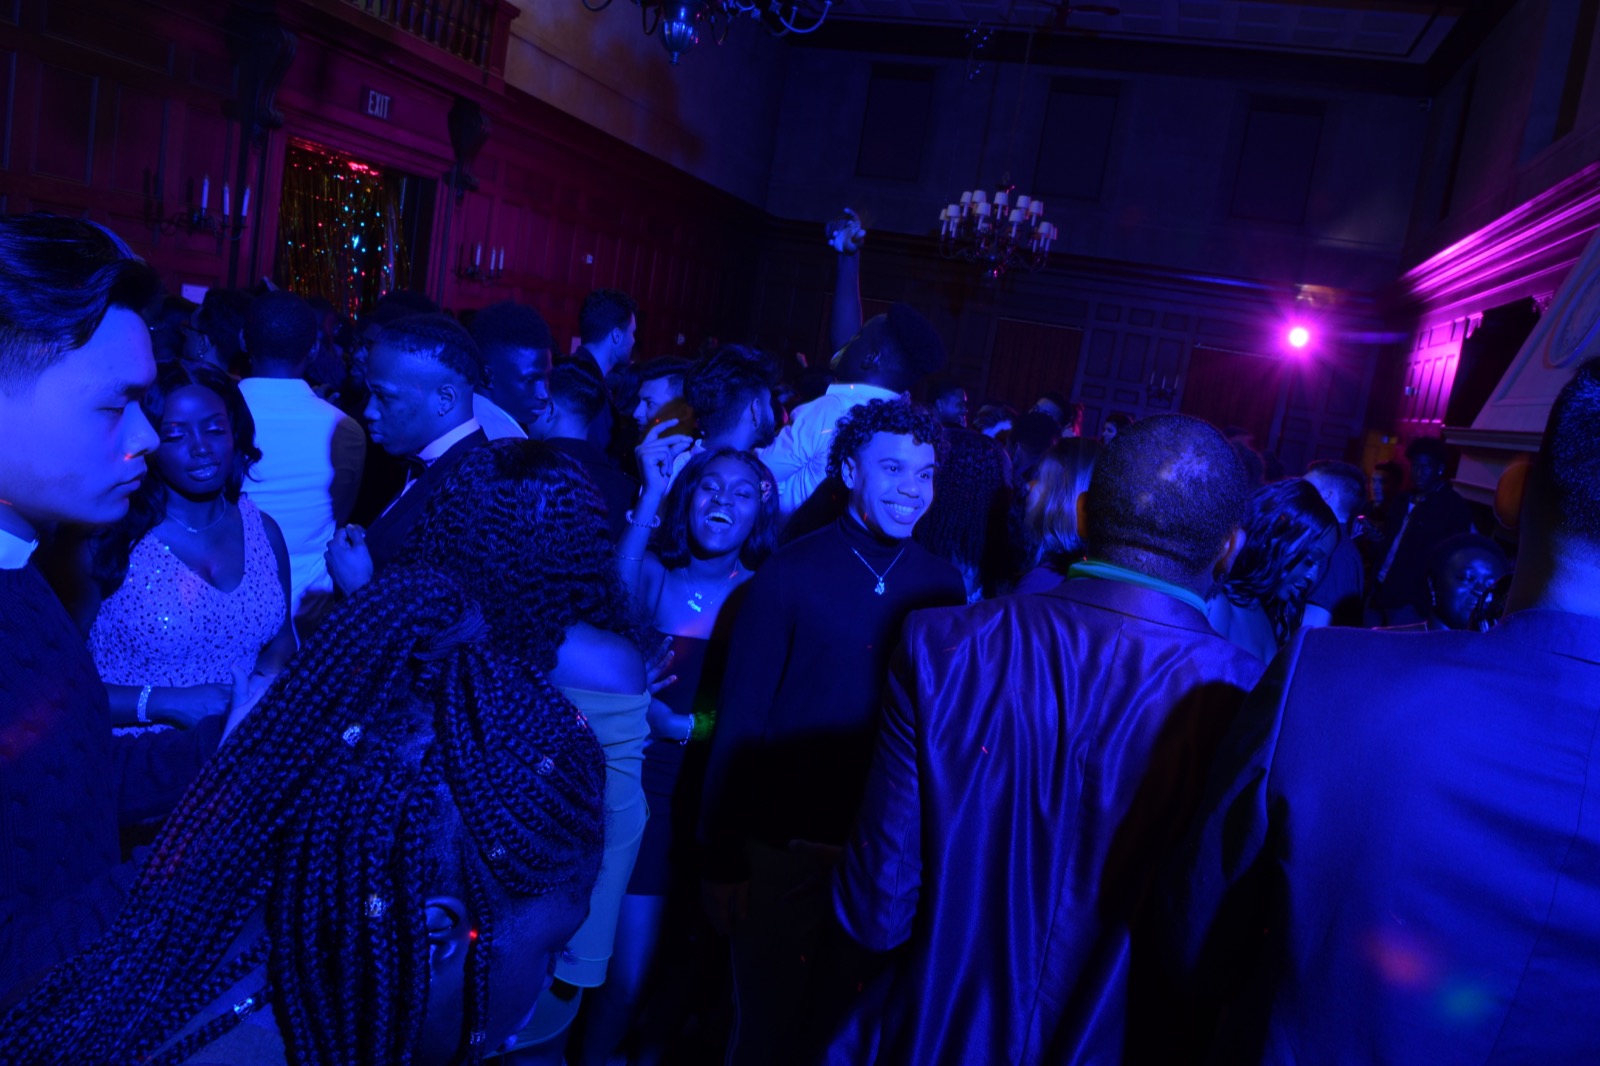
828, 414, 1261, 1065
700, 398, 965, 1065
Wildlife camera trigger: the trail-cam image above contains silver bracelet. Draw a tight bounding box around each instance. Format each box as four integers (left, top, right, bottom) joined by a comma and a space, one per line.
136, 685, 154, 724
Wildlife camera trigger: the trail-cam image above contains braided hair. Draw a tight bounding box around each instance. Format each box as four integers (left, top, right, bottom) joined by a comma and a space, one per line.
395, 439, 643, 672
1222, 478, 1338, 641
0, 567, 606, 1066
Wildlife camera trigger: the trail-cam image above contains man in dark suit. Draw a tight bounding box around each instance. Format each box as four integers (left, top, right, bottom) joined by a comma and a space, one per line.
325, 314, 487, 592
1169, 357, 1600, 1063
827, 414, 1262, 1066
524, 358, 639, 541
1368, 435, 1475, 624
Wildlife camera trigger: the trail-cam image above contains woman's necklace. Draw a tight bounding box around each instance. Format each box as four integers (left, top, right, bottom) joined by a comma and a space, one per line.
849, 545, 907, 596
171, 498, 230, 535
684, 564, 742, 613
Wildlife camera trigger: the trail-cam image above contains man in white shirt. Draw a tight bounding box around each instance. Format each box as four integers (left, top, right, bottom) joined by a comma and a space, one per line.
325, 314, 486, 593
468, 301, 555, 441
762, 303, 947, 516
238, 291, 366, 632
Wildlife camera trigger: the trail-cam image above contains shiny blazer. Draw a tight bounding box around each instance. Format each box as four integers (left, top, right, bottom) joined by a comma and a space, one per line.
1170, 609, 1600, 1064
830, 576, 1264, 1065
361, 429, 487, 571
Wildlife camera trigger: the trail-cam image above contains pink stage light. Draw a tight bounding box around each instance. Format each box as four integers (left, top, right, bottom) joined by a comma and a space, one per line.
1287, 325, 1311, 349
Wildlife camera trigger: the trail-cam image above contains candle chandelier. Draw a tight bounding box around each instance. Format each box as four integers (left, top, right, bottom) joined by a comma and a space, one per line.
583, 0, 831, 64
938, 185, 1056, 280
938, 15, 1060, 282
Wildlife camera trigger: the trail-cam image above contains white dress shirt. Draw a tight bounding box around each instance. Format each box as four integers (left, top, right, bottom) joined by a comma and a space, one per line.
0, 526, 37, 570
474, 392, 529, 441
760, 382, 902, 515
239, 377, 366, 619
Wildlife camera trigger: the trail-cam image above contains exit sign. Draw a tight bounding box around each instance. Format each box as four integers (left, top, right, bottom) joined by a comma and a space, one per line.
362, 88, 392, 122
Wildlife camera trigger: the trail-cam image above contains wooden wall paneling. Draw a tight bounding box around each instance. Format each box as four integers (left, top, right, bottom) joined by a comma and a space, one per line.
32, 61, 95, 183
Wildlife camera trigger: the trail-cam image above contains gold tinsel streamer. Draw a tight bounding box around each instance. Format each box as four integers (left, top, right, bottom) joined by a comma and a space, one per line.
275, 138, 413, 317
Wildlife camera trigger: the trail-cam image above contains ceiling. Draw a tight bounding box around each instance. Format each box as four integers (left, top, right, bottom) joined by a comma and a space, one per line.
799, 0, 1517, 91
826, 0, 1460, 62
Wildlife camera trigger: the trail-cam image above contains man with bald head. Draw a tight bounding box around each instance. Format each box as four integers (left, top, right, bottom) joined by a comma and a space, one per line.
828, 414, 1263, 1065
325, 313, 486, 592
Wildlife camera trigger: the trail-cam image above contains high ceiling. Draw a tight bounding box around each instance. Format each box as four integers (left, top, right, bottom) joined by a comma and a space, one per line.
826, 0, 1460, 63
799, 0, 1516, 91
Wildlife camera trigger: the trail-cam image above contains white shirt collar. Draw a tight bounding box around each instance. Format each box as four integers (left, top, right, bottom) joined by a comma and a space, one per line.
825, 382, 904, 402
0, 526, 39, 570
419, 418, 481, 465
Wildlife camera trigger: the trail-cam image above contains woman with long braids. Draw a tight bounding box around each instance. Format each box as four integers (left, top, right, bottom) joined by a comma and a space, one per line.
389, 440, 651, 1060
84, 360, 295, 730
583, 432, 781, 1066
1207, 477, 1339, 663
0, 566, 607, 1065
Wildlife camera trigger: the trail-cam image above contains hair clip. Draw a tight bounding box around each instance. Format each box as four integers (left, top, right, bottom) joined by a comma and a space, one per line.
233, 993, 260, 1020
469, 1030, 488, 1047
537, 756, 556, 776
365, 894, 388, 919
342, 725, 363, 746
488, 844, 507, 864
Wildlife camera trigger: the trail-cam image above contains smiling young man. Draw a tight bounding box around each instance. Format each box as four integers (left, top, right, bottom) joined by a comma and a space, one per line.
0, 215, 232, 1000
699, 398, 965, 1066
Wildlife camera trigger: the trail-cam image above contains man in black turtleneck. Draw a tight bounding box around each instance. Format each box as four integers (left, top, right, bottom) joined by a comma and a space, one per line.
700, 398, 965, 1066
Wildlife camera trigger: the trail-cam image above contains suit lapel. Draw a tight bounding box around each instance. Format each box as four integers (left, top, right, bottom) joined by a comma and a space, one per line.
365, 429, 486, 569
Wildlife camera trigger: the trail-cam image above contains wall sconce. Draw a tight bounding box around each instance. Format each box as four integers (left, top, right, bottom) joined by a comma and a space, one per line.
456, 244, 505, 283
149, 176, 251, 241
1147, 373, 1176, 403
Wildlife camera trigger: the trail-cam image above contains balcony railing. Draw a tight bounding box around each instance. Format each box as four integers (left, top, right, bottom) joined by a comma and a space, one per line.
343, 0, 513, 71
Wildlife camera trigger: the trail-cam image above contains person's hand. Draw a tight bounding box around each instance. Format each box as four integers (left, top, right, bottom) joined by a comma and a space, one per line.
635, 420, 693, 495
645, 635, 677, 696
645, 697, 692, 744
152, 683, 232, 728
702, 879, 750, 937
223, 661, 274, 742
825, 208, 867, 255
325, 525, 374, 596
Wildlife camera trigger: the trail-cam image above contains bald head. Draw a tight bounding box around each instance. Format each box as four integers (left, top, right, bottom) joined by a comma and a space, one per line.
1084, 414, 1250, 590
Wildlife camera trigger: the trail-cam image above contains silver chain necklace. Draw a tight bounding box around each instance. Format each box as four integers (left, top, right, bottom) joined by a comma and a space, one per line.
172, 499, 230, 534
849, 545, 907, 596
684, 565, 742, 613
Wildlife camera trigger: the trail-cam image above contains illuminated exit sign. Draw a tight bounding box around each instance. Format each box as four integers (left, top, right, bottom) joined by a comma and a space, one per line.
362, 88, 392, 122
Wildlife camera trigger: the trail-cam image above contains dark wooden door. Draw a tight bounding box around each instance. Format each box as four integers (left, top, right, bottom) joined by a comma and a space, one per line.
986, 319, 1084, 410
1180, 346, 1283, 448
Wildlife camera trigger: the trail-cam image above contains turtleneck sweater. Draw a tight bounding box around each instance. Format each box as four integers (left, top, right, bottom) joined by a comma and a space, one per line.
700, 515, 965, 881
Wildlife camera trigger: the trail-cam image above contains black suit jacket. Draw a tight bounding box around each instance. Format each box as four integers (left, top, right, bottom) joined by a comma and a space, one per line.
363, 429, 488, 570
546, 436, 639, 541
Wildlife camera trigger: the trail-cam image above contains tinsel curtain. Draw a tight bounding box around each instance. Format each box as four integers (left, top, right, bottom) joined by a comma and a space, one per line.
276, 139, 414, 317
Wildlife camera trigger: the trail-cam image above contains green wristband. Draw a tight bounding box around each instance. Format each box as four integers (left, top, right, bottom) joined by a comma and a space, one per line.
689, 709, 717, 744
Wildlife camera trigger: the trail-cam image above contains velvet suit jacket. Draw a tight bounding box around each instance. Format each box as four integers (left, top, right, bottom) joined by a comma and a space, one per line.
361, 429, 487, 571
1169, 610, 1600, 1064
829, 576, 1264, 1066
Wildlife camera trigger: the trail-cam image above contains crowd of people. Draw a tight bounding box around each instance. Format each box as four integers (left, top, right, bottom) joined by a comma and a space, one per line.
0, 210, 1596, 1066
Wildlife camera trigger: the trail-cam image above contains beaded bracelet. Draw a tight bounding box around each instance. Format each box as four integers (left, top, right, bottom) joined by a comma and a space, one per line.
624, 509, 661, 529
136, 685, 154, 725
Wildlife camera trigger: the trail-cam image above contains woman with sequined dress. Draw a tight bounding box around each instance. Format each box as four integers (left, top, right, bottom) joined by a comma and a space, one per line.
86, 361, 294, 733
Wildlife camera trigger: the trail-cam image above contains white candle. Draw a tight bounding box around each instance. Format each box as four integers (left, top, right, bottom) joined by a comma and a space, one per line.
996, 190, 1009, 208
497, 248, 505, 271
959, 191, 973, 205
242, 186, 251, 218
475, 243, 482, 267
222, 183, 230, 219
201, 176, 210, 212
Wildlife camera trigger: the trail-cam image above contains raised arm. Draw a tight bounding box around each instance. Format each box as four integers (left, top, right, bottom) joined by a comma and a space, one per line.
619, 421, 690, 606
827, 208, 866, 357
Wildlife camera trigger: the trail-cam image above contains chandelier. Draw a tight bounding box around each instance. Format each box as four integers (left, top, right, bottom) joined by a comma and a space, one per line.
583, 0, 831, 64
938, 185, 1056, 280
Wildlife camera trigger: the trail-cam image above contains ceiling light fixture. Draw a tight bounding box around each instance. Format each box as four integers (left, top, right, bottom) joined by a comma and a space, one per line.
583, 0, 831, 64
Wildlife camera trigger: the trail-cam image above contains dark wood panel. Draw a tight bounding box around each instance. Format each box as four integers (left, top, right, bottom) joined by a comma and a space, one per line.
110, 83, 164, 194
1180, 346, 1283, 446
32, 62, 95, 182
986, 318, 1083, 411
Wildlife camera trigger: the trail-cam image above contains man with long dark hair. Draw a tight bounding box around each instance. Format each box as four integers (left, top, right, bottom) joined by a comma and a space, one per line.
0, 215, 230, 1000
